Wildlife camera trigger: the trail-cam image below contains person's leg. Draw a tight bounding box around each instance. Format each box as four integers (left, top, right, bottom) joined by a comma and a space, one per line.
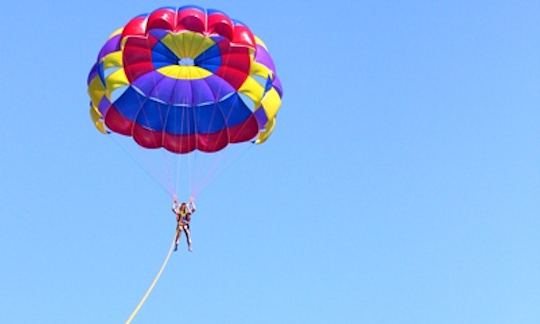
184, 226, 192, 252
175, 226, 182, 251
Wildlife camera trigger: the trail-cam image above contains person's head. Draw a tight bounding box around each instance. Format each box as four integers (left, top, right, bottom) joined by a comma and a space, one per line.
180, 202, 187, 211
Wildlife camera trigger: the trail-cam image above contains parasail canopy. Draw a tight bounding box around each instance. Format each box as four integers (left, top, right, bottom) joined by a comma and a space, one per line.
87, 5, 283, 154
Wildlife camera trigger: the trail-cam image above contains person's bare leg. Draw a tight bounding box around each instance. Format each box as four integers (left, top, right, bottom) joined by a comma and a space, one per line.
184, 227, 193, 252
174, 228, 182, 251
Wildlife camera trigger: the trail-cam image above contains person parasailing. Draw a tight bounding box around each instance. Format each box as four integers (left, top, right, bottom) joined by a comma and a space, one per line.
172, 196, 196, 252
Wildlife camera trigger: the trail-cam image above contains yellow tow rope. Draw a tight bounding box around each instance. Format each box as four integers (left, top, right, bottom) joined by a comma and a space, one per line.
125, 232, 177, 323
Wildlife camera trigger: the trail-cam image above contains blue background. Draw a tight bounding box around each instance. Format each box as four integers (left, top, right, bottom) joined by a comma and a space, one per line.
0, 1, 539, 323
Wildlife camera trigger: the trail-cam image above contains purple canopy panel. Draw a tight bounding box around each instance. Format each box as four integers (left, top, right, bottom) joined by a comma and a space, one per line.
97, 35, 122, 62
202, 74, 236, 102
97, 96, 112, 116
255, 44, 276, 74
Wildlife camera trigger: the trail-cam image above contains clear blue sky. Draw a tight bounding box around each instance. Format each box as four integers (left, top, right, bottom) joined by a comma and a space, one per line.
1, 1, 539, 323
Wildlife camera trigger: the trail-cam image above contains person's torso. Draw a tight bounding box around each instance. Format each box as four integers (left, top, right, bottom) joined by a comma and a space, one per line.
177, 209, 190, 224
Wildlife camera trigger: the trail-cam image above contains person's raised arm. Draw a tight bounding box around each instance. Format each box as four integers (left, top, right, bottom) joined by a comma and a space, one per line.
172, 197, 179, 213
188, 196, 196, 213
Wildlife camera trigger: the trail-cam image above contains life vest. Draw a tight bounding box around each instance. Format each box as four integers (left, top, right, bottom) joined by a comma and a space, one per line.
177, 208, 191, 224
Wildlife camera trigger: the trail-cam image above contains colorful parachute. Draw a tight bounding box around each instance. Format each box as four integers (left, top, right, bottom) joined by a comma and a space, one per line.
87, 6, 283, 153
